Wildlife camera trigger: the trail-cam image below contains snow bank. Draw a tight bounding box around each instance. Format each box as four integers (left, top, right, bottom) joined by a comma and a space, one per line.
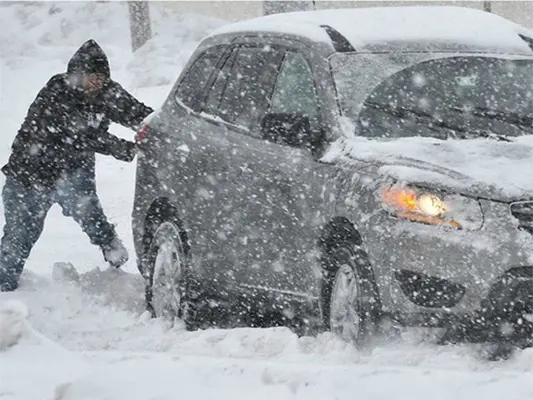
0, 300, 28, 350
0, 1, 229, 88
127, 7, 227, 87
53, 354, 533, 400
0, 2, 130, 68
5, 269, 533, 372
3, 265, 533, 400
0, 299, 88, 400
2, 286, 528, 400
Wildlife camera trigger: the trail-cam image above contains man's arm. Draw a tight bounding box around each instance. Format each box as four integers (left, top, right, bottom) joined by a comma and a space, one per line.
72, 128, 137, 162
66, 80, 153, 162
105, 81, 154, 130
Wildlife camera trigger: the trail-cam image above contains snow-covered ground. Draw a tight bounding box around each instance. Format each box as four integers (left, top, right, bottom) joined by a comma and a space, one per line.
1, 2, 533, 399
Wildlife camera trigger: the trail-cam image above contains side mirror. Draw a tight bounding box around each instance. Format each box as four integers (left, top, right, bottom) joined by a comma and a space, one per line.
260, 112, 313, 148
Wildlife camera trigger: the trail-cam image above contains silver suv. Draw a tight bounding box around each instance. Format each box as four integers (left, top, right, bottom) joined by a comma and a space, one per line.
132, 6, 533, 349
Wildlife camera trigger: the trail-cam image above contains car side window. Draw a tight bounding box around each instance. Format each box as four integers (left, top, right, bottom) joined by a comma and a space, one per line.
203, 48, 237, 117
203, 45, 284, 132
174, 45, 227, 111
270, 52, 319, 120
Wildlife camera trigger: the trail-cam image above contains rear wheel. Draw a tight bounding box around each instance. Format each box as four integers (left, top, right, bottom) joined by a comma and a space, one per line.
145, 220, 191, 323
321, 242, 382, 348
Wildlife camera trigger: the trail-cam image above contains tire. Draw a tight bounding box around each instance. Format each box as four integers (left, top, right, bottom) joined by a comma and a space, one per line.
144, 219, 193, 326
320, 242, 382, 348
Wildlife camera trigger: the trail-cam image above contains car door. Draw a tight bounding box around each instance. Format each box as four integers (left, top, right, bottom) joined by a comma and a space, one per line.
185, 42, 285, 288
155, 44, 239, 287
237, 47, 337, 296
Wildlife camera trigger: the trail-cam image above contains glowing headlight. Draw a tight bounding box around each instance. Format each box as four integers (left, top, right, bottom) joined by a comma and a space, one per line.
380, 184, 483, 230
418, 193, 447, 217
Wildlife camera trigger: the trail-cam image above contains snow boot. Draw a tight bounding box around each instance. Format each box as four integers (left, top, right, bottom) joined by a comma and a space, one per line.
101, 237, 129, 268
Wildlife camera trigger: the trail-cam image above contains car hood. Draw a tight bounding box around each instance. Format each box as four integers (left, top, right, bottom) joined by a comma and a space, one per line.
321, 135, 533, 202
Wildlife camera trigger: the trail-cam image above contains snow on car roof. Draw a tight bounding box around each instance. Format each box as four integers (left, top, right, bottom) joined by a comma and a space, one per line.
209, 6, 533, 53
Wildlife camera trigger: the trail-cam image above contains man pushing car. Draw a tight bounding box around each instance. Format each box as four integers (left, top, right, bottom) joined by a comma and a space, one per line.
0, 39, 153, 291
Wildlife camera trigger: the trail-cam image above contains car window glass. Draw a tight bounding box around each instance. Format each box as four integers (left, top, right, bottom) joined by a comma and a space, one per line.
204, 45, 284, 132
270, 52, 319, 120
203, 48, 237, 116
175, 45, 226, 111
331, 54, 533, 139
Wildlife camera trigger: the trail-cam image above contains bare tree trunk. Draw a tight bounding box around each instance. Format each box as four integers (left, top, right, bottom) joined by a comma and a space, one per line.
128, 1, 152, 52
483, 1, 492, 13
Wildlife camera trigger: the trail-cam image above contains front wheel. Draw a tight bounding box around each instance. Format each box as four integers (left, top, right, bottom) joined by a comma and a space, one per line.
321, 243, 382, 348
145, 220, 191, 323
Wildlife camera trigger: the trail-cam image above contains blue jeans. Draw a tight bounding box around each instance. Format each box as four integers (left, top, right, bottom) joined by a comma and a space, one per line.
0, 170, 118, 291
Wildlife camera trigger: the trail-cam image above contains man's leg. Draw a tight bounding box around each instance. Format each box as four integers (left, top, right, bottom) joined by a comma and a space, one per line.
55, 171, 128, 268
0, 178, 53, 291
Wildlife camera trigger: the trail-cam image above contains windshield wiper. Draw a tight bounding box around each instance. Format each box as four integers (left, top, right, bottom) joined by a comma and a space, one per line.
364, 101, 512, 142
450, 105, 533, 134
363, 100, 463, 136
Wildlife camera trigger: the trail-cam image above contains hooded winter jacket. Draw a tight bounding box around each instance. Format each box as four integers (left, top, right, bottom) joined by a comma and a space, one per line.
2, 39, 154, 188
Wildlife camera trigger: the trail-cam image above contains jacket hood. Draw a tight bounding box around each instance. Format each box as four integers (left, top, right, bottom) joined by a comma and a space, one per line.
67, 39, 110, 80
322, 136, 533, 202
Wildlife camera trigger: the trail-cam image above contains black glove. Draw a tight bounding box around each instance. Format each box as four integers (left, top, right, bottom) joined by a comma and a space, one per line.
116, 141, 138, 162
75, 128, 138, 162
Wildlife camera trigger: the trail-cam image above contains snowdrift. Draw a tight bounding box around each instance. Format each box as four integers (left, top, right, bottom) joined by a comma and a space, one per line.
0, 1, 228, 87
0, 299, 88, 400
0, 300, 27, 350
3, 285, 533, 400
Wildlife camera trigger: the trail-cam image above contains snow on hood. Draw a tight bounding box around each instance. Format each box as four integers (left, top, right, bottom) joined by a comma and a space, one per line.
322, 134, 533, 202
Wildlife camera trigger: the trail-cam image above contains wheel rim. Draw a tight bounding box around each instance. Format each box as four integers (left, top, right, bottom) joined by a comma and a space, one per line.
151, 222, 183, 319
330, 263, 361, 341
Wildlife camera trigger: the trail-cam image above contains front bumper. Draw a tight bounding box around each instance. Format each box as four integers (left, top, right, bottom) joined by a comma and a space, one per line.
364, 198, 533, 313
393, 266, 533, 345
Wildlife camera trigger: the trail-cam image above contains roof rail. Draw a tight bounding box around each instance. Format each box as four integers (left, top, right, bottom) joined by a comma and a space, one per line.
320, 24, 356, 52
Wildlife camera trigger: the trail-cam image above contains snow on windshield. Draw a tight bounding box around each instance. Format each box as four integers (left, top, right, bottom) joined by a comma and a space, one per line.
330, 53, 533, 140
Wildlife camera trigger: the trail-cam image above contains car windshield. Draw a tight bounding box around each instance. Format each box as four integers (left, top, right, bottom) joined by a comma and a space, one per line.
330, 53, 533, 140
